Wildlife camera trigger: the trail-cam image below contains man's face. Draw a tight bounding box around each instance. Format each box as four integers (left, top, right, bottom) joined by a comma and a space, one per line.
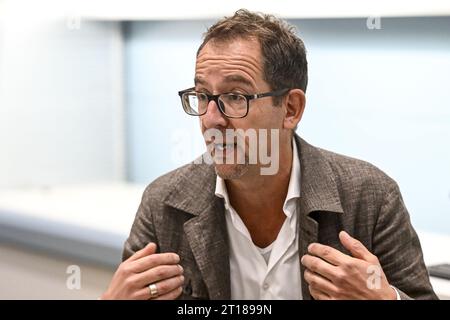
195, 38, 287, 179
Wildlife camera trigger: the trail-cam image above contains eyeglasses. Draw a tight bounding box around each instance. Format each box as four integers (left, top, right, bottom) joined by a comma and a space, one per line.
178, 87, 290, 119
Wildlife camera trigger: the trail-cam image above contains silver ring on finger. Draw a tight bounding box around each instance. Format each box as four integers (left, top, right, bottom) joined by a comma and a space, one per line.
148, 283, 159, 299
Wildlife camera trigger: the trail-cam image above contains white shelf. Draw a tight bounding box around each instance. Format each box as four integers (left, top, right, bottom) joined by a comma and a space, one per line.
0, 183, 145, 266
416, 231, 450, 299
0, 184, 448, 298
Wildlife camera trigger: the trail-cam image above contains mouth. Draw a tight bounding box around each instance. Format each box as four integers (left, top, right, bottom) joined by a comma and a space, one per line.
214, 142, 237, 152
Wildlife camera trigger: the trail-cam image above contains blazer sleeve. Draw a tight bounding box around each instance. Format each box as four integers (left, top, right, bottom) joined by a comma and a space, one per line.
122, 185, 158, 261
372, 181, 438, 300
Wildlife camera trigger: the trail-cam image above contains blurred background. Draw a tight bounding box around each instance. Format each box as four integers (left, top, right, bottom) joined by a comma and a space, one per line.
0, 0, 449, 299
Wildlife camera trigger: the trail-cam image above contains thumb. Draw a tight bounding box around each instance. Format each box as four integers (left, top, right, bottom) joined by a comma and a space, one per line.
128, 242, 157, 261
144, 242, 157, 254
339, 231, 373, 261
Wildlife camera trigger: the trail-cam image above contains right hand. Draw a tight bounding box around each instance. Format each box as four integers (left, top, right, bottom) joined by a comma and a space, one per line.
100, 243, 184, 300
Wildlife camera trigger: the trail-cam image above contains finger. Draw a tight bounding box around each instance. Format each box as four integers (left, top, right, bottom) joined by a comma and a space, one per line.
304, 269, 339, 295
153, 286, 183, 300
309, 286, 331, 300
131, 252, 180, 273
339, 231, 374, 262
301, 254, 338, 281
127, 243, 157, 262
148, 275, 184, 298
308, 243, 349, 266
136, 264, 183, 287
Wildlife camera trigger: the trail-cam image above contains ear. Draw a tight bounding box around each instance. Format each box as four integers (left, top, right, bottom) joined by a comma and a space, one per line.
283, 89, 306, 130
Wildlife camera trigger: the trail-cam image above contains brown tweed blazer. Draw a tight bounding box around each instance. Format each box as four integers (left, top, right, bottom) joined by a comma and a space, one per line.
123, 135, 437, 300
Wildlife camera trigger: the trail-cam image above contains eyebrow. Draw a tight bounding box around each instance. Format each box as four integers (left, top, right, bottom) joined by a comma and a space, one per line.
224, 75, 253, 87
194, 77, 207, 86
194, 75, 254, 88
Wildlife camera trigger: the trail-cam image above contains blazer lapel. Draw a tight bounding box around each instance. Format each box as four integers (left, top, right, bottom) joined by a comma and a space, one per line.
183, 197, 230, 299
298, 198, 319, 300
295, 135, 344, 299
164, 162, 230, 299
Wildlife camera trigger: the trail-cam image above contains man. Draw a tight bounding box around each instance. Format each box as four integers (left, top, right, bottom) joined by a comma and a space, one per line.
101, 9, 437, 300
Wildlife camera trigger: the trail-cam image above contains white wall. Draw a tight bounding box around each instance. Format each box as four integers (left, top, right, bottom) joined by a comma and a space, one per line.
0, 19, 124, 188
124, 20, 209, 183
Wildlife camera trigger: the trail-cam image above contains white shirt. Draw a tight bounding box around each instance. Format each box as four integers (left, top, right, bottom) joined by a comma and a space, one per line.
215, 139, 302, 299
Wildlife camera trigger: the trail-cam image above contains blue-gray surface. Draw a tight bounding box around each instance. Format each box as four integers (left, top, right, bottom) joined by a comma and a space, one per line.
0, 208, 123, 268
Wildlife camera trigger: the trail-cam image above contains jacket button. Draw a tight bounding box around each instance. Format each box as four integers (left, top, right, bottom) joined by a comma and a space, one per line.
183, 282, 192, 295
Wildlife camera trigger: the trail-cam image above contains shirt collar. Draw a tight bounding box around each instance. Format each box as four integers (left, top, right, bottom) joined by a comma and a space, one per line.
215, 138, 301, 216
215, 175, 231, 210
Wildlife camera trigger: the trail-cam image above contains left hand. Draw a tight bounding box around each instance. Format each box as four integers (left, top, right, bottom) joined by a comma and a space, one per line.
300, 231, 397, 300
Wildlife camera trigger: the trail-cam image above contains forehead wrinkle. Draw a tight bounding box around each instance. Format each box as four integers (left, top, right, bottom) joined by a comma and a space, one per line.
196, 54, 262, 74
195, 60, 262, 88
195, 60, 259, 76
195, 67, 258, 89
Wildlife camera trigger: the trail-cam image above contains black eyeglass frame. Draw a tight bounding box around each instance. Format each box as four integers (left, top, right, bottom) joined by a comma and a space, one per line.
178, 87, 290, 118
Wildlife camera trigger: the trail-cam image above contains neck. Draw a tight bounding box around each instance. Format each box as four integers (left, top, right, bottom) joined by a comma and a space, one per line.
226, 138, 293, 218
224, 139, 293, 248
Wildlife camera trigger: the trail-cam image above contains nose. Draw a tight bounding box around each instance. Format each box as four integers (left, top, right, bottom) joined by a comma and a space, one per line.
201, 100, 228, 129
